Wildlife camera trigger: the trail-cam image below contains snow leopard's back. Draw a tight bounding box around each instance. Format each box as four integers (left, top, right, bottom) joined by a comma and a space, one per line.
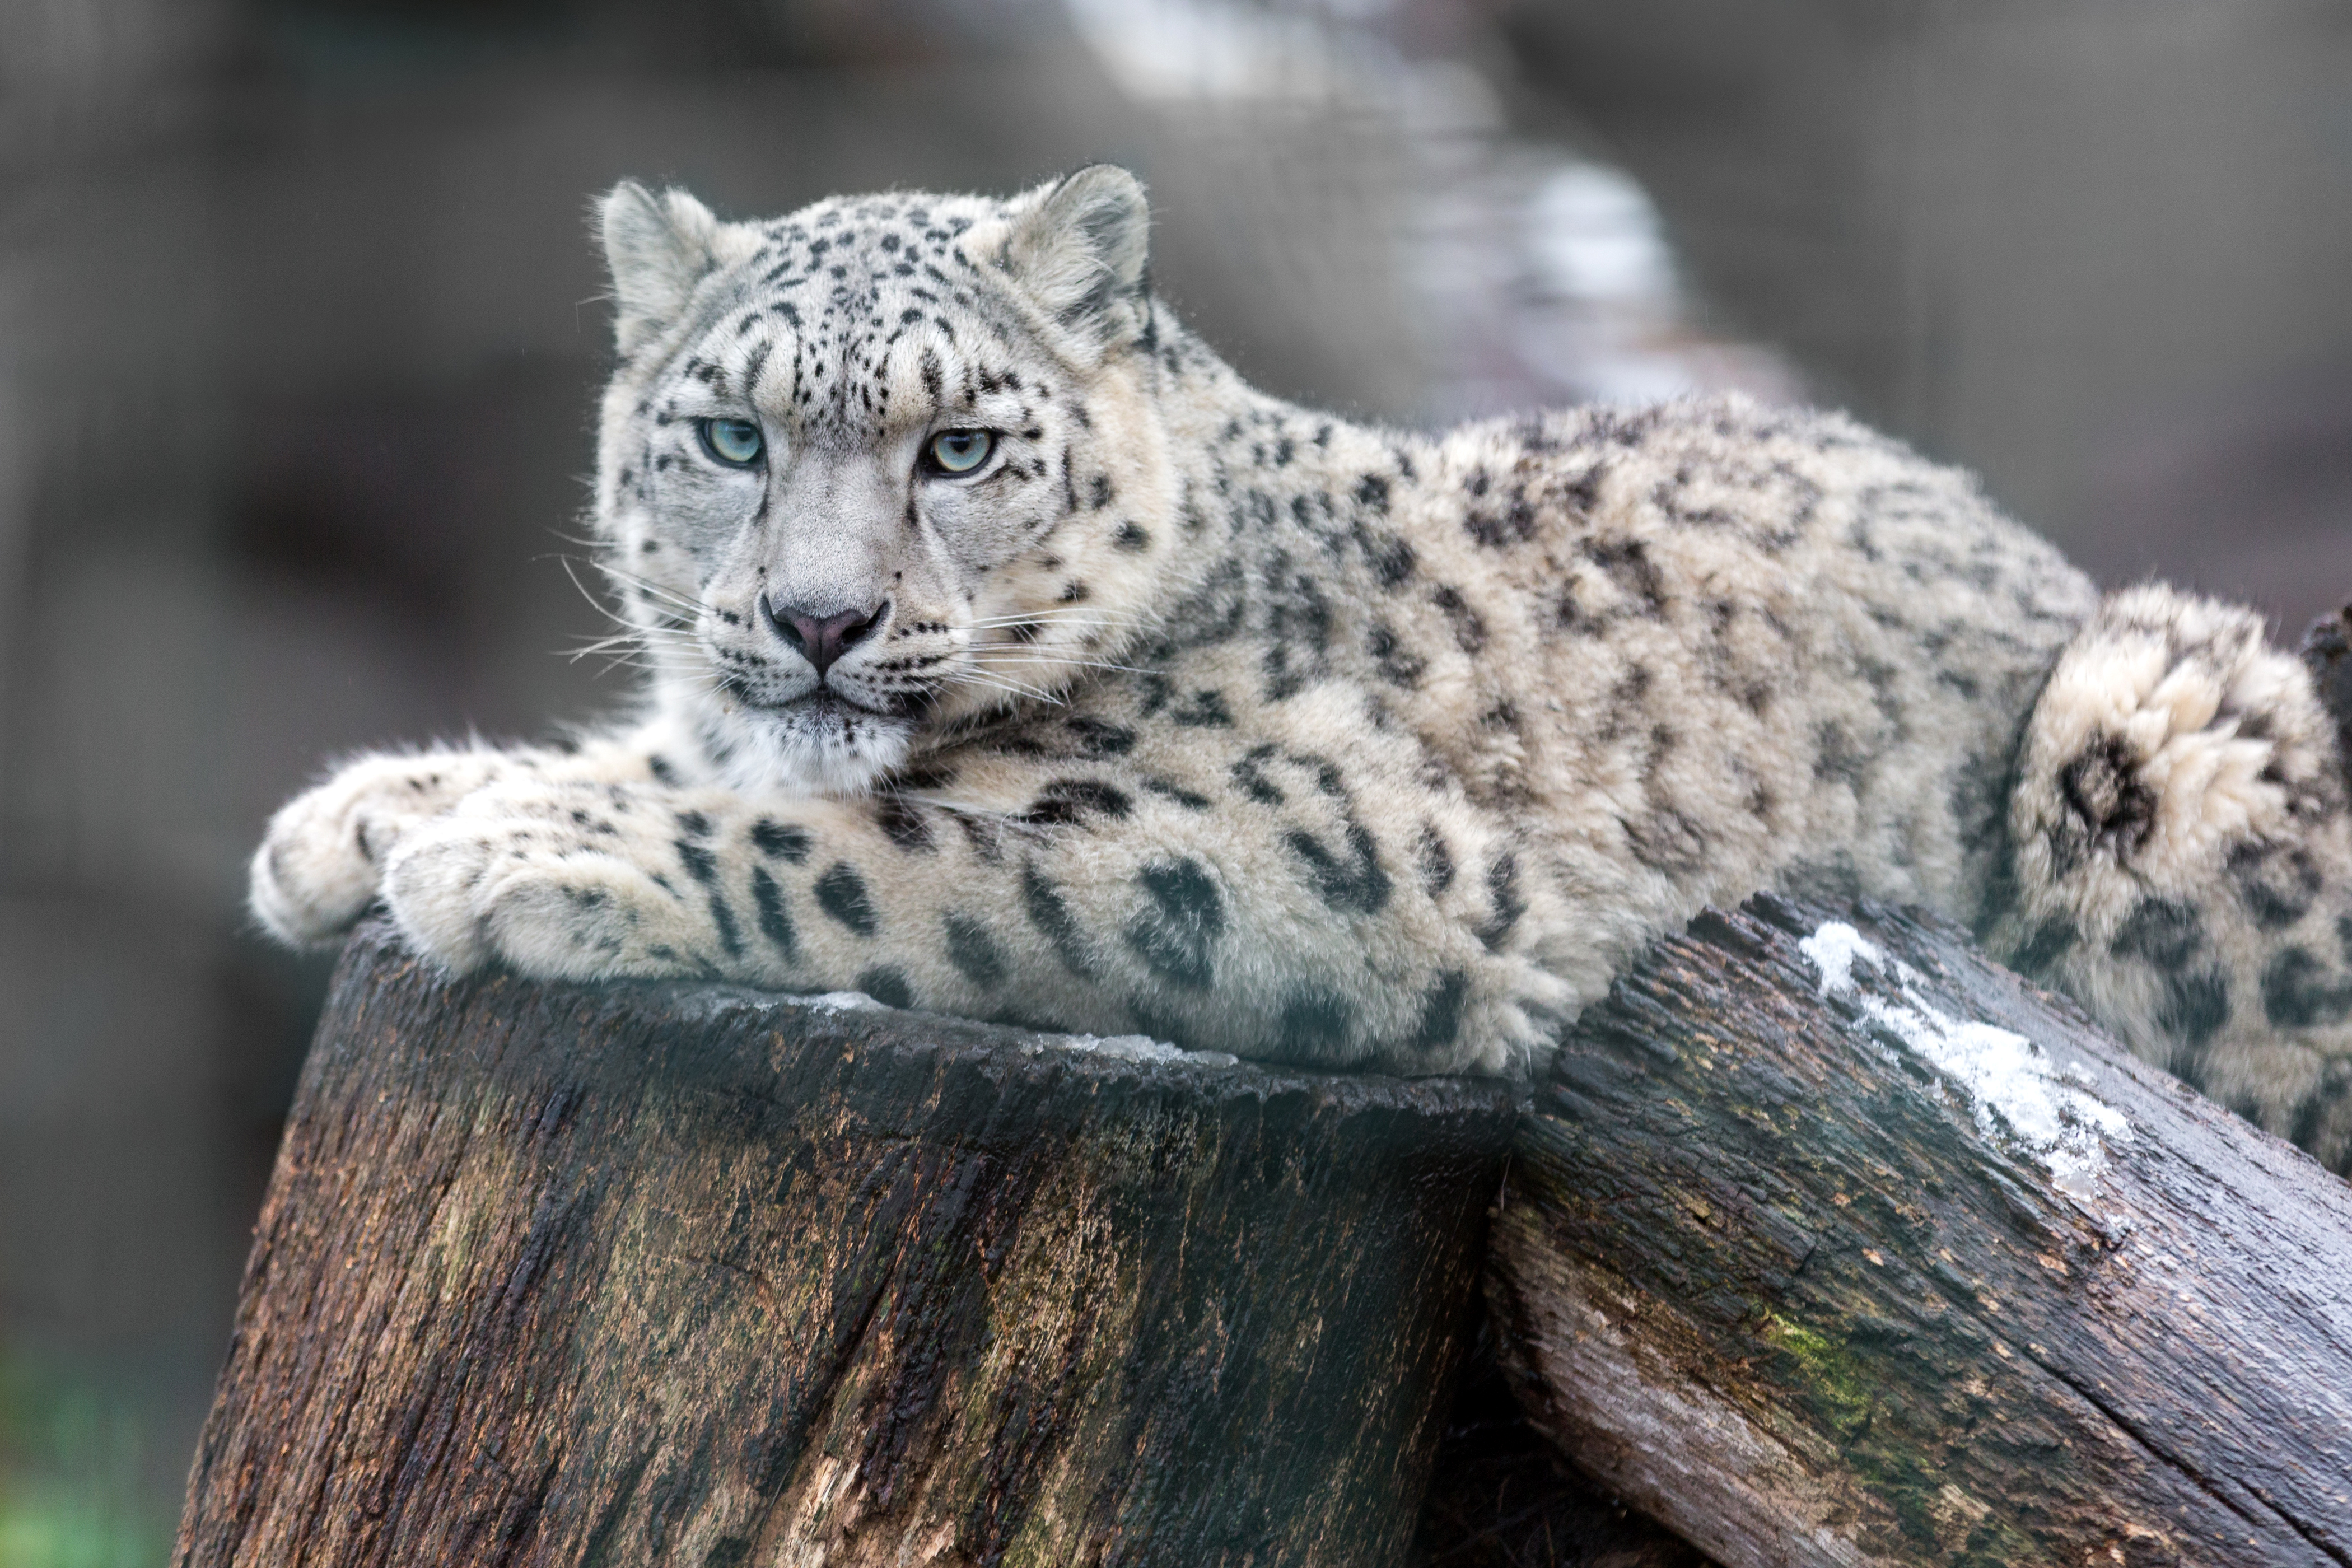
1366, 398, 2097, 997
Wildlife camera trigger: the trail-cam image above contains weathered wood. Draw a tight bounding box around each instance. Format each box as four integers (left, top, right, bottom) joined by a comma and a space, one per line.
1488, 893, 2352, 1568
1411, 1301, 1707, 1568
176, 917, 1518, 1567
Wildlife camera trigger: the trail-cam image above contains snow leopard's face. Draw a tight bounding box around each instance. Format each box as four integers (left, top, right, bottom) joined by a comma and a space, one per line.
592, 168, 1173, 795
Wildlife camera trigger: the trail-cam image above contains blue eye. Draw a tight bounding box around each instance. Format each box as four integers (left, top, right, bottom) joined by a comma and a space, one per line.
698, 417, 763, 467
926, 429, 995, 475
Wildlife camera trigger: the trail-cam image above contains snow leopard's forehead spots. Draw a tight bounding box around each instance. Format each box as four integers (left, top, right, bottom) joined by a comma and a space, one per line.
643, 194, 1062, 452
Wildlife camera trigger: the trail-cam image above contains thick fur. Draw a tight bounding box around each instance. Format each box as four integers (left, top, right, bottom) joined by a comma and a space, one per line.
1990, 587, 2352, 1168
250, 170, 2352, 1166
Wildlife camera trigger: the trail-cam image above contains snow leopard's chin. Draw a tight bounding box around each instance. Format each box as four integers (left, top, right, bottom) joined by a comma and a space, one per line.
682, 689, 914, 798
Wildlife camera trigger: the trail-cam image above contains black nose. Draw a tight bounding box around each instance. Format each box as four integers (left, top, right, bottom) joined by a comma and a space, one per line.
760, 595, 884, 678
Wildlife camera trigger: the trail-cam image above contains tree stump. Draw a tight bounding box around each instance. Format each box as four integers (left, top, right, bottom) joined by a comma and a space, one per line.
1490, 893, 2352, 1568
175, 918, 1518, 1567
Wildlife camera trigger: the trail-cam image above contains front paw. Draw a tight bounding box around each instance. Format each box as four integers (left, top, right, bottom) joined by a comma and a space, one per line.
250, 750, 510, 946
381, 805, 713, 981
1482, 962, 1580, 1076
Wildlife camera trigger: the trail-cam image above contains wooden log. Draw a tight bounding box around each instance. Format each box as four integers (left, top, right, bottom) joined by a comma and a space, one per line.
175, 917, 1518, 1567
1411, 1301, 1709, 1568
1488, 892, 2352, 1568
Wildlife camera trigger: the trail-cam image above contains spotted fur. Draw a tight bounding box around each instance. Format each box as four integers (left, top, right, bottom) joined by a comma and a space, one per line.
250, 169, 2352, 1169
1990, 587, 2352, 1168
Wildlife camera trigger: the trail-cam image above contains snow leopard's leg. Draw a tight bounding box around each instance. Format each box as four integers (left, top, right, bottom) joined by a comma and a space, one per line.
1990, 585, 2352, 1170
248, 739, 658, 946
375, 740, 1574, 1076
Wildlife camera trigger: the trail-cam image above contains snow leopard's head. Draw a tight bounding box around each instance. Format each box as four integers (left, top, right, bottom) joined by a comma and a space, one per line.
591, 166, 1179, 795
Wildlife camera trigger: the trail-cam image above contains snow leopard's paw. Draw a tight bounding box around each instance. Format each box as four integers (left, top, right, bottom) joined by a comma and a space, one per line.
380, 783, 732, 982
249, 748, 515, 946
1373, 954, 1578, 1077
1480, 964, 1580, 1077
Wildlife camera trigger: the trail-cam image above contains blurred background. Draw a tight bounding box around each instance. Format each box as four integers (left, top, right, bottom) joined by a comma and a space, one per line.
1, 0, 2348, 1553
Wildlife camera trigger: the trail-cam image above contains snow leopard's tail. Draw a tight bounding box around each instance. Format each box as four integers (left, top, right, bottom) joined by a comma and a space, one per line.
1988, 585, 2352, 1172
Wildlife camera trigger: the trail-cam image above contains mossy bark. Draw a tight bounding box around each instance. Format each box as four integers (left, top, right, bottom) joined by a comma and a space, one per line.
174, 918, 1517, 1567
1490, 893, 2352, 1568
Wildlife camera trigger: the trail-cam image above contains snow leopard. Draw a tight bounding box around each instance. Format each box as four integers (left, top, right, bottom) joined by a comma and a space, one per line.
250, 166, 2352, 1172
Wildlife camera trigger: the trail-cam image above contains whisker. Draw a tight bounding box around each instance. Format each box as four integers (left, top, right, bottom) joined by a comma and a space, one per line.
935, 670, 1066, 706
561, 640, 701, 670
977, 664, 1075, 695
556, 559, 703, 646
970, 653, 1155, 676
592, 559, 707, 614
603, 571, 702, 608
565, 647, 693, 671
966, 606, 1138, 622
964, 625, 1128, 639
566, 627, 701, 654
965, 612, 1138, 631
941, 670, 1058, 701
557, 557, 637, 629
966, 608, 1132, 622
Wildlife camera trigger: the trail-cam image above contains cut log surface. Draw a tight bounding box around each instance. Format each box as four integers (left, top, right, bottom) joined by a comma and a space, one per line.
176, 918, 1519, 1568
1488, 893, 2352, 1568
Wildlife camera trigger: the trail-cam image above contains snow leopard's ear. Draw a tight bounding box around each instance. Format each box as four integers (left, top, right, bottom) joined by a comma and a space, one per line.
598, 181, 724, 356
997, 165, 1151, 354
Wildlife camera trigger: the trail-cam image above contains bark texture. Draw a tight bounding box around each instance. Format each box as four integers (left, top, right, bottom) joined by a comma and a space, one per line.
176, 918, 1518, 1567
1411, 1302, 1707, 1568
1490, 892, 2352, 1568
